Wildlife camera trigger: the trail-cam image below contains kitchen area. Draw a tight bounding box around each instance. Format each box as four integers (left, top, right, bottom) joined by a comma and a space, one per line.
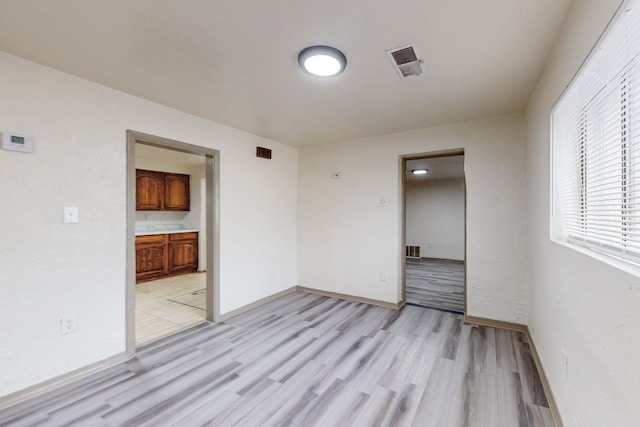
134, 143, 207, 344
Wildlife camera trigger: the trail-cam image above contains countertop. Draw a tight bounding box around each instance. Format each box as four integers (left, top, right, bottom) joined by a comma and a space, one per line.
135, 225, 199, 236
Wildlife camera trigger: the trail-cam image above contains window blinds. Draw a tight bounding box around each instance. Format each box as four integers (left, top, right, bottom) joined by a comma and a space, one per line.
552, 0, 640, 265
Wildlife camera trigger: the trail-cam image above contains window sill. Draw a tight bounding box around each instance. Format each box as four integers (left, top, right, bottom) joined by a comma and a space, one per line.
551, 238, 640, 279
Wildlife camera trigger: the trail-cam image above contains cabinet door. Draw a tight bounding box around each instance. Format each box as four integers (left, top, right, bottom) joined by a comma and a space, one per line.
135, 235, 168, 281
168, 233, 198, 273
164, 173, 190, 211
136, 169, 164, 210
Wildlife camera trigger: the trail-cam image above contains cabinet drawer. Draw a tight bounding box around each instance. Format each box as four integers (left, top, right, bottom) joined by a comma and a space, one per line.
135, 234, 166, 245
169, 232, 198, 241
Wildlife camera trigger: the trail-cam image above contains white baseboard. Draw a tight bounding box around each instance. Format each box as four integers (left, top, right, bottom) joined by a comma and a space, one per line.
0, 352, 128, 411
464, 315, 563, 427
218, 286, 298, 321
297, 286, 403, 309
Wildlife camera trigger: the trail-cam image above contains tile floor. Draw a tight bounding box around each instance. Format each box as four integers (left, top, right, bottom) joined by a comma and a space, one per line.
135, 272, 207, 344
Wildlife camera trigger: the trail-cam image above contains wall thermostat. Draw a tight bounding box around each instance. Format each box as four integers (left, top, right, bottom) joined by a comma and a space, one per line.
2, 132, 34, 153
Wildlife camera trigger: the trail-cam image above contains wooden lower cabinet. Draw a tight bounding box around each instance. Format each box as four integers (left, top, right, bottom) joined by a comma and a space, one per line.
168, 232, 199, 274
135, 234, 167, 282
135, 232, 198, 283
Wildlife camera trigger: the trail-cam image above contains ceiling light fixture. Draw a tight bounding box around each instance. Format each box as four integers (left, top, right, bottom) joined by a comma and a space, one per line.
412, 169, 428, 175
298, 45, 347, 77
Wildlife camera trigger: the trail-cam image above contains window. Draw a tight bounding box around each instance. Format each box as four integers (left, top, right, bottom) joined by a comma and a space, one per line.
551, 0, 640, 266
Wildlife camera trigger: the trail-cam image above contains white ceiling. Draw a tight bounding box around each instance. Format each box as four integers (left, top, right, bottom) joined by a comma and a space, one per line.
136, 143, 205, 167
406, 155, 464, 181
0, 0, 572, 146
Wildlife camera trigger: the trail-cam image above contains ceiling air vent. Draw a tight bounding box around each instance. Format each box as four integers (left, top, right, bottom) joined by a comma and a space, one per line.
386, 44, 423, 78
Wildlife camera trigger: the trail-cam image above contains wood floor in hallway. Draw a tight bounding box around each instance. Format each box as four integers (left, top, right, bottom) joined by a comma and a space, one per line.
0, 292, 553, 427
406, 258, 465, 313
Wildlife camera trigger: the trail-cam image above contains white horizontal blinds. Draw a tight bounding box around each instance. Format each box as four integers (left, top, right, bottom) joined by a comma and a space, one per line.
628, 62, 640, 254
552, 0, 640, 265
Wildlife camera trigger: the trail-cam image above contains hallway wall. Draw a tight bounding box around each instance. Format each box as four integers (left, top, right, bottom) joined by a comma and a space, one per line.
405, 178, 465, 261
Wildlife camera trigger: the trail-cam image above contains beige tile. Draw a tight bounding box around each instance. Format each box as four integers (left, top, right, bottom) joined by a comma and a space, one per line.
136, 314, 180, 337
182, 276, 206, 291
168, 290, 206, 310
135, 273, 208, 344
161, 305, 206, 324
134, 291, 158, 304
137, 298, 181, 314
135, 281, 162, 294
181, 317, 206, 328
137, 324, 186, 344
146, 284, 190, 298
136, 310, 164, 324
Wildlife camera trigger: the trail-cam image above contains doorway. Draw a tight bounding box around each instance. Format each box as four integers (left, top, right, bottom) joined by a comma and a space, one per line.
401, 151, 466, 314
126, 131, 220, 355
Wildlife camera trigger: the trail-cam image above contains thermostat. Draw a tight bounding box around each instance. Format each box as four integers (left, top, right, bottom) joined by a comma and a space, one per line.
2, 132, 34, 153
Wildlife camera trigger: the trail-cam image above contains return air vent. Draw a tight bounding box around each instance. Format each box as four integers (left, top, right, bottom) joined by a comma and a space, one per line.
406, 245, 421, 258
386, 44, 423, 78
256, 146, 272, 159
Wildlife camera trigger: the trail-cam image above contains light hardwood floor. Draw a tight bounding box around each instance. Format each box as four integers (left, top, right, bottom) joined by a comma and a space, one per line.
0, 292, 553, 426
406, 258, 465, 313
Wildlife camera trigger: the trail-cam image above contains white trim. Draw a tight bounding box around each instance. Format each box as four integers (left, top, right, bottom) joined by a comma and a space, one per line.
126, 130, 221, 353
552, 239, 640, 278
218, 287, 299, 321
0, 352, 128, 411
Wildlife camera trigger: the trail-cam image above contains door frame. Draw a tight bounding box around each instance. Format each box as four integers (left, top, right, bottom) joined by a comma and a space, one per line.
399, 149, 467, 314
126, 130, 221, 356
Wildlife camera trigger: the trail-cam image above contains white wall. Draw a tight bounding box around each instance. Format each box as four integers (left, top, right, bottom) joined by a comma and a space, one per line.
525, 0, 640, 425
406, 178, 465, 261
0, 51, 298, 398
298, 113, 528, 321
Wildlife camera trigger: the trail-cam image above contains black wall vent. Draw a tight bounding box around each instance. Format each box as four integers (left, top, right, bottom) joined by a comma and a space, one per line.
256, 147, 272, 159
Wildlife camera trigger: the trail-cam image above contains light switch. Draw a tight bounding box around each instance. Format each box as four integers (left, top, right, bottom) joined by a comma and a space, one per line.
63, 207, 79, 224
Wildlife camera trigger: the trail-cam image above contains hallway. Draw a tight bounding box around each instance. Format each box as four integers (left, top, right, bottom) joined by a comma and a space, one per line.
406, 258, 464, 313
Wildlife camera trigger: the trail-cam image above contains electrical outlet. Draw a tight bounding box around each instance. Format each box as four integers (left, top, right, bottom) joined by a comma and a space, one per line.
378, 198, 388, 207
380, 271, 387, 281
561, 350, 569, 379
60, 314, 77, 335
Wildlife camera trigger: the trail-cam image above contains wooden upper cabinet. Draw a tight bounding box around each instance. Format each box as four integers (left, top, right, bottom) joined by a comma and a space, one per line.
136, 170, 164, 210
136, 169, 190, 211
164, 173, 190, 211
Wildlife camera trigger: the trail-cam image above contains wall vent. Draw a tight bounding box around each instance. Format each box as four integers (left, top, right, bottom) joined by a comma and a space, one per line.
386, 44, 423, 78
406, 245, 421, 258
256, 146, 272, 159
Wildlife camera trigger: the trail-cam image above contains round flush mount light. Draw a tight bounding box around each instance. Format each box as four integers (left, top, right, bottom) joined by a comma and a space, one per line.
298, 45, 347, 77
412, 169, 428, 175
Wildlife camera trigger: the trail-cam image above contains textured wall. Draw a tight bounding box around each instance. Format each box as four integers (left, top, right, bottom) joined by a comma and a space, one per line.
298, 113, 528, 322
406, 178, 465, 261
0, 52, 298, 397
525, 0, 640, 425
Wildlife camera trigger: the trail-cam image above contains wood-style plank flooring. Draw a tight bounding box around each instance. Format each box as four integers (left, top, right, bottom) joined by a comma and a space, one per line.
406, 258, 465, 313
0, 292, 553, 426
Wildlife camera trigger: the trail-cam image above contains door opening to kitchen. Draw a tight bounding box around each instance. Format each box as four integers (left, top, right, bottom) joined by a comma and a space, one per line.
126, 131, 219, 352
402, 152, 466, 314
